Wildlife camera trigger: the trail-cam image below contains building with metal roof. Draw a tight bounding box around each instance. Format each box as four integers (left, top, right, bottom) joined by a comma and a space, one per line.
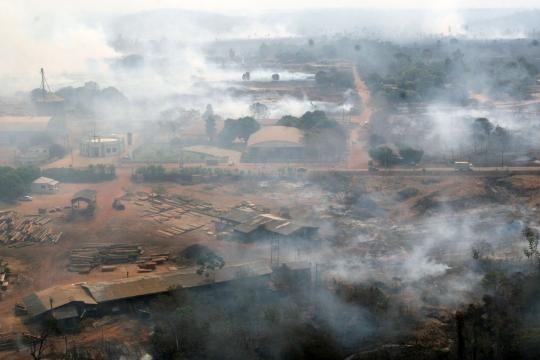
247, 126, 304, 148
80, 135, 125, 157
31, 176, 59, 194
20, 261, 308, 325
245, 125, 305, 162
22, 284, 97, 318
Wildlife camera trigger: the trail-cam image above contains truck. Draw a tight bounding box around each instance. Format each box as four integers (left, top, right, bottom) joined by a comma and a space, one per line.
454, 161, 473, 171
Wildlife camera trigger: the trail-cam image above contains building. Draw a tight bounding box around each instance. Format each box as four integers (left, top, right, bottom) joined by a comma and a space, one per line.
180, 145, 242, 165
245, 125, 305, 162
20, 261, 291, 328
0, 116, 51, 145
16, 146, 50, 165
80, 135, 125, 157
71, 189, 97, 217
218, 207, 318, 242
31, 177, 59, 194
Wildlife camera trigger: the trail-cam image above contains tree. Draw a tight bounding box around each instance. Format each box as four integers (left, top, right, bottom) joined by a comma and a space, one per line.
523, 225, 540, 268
249, 102, 269, 119
203, 104, 216, 143
472, 117, 493, 153
217, 117, 260, 147
369, 146, 399, 167
0, 167, 26, 202
236, 117, 260, 142
493, 125, 510, 167
398, 145, 424, 164
277, 115, 300, 128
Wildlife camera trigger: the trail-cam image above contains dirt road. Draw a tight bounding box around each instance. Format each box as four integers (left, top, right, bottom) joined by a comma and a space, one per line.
347, 65, 373, 169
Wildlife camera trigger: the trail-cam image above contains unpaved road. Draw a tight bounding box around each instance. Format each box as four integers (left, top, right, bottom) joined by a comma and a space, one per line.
347, 64, 373, 169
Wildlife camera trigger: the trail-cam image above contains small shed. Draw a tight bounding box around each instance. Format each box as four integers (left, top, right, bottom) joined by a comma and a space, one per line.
71, 189, 97, 212
31, 177, 59, 194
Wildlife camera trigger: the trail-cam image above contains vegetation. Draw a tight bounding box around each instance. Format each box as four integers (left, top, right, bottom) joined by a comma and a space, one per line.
277, 110, 347, 161
217, 116, 260, 148
132, 165, 241, 183
0, 166, 40, 202
43, 164, 115, 183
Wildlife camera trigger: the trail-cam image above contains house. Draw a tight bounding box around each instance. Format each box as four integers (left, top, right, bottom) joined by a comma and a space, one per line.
31, 177, 59, 194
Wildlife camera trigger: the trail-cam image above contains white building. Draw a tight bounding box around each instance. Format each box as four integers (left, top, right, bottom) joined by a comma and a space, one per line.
31, 177, 59, 194
80, 135, 125, 157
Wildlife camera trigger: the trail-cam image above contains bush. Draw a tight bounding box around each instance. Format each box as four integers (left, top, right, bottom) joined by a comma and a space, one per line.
43, 164, 115, 183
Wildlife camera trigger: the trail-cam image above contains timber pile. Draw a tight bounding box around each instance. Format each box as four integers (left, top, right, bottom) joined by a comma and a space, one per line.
68, 243, 143, 273
136, 251, 171, 272
0, 333, 18, 351
0, 212, 62, 247
138, 194, 220, 219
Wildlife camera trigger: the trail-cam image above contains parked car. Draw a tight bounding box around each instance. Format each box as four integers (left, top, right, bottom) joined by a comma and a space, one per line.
18, 195, 33, 201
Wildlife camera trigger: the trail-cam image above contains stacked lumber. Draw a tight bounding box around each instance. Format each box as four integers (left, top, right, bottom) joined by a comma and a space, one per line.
0, 333, 17, 351
0, 212, 62, 247
155, 224, 205, 238
68, 243, 143, 273
136, 251, 170, 272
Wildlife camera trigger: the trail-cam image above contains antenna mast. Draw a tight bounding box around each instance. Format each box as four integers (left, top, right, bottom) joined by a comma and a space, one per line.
40, 68, 52, 100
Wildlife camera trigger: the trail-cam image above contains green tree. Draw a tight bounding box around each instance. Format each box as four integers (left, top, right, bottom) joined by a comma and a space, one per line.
472, 117, 493, 153
277, 115, 300, 127
493, 125, 510, 167
398, 145, 424, 164
0, 167, 26, 202
369, 146, 399, 167
236, 116, 260, 141
523, 225, 540, 268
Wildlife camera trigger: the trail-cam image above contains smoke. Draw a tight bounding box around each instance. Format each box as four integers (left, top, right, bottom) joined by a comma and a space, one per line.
0, 3, 119, 95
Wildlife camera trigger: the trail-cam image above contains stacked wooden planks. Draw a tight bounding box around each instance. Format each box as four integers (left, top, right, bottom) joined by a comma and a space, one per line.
0, 212, 62, 247
68, 243, 143, 274
136, 251, 170, 272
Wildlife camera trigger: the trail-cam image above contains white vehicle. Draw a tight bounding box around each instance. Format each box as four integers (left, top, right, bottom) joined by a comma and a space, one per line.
454, 161, 473, 171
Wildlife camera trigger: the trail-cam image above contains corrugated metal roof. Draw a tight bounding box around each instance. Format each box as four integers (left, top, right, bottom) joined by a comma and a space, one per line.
234, 216, 273, 234
83, 276, 170, 303
72, 189, 96, 202
231, 213, 318, 237
247, 126, 304, 148
83, 261, 274, 303
32, 176, 59, 185
23, 285, 97, 318
219, 207, 259, 224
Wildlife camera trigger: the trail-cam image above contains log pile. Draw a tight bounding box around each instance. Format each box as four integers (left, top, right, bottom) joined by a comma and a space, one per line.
0, 333, 18, 351
0, 212, 62, 247
68, 243, 143, 274
136, 251, 170, 272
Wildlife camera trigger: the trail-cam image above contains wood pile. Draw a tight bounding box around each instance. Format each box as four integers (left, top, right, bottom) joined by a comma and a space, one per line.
68, 243, 143, 274
136, 251, 171, 272
0, 212, 62, 247
138, 194, 220, 219
0, 333, 18, 351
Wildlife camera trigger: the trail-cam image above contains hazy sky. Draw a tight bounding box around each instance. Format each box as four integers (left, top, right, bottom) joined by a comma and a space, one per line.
14, 0, 540, 14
